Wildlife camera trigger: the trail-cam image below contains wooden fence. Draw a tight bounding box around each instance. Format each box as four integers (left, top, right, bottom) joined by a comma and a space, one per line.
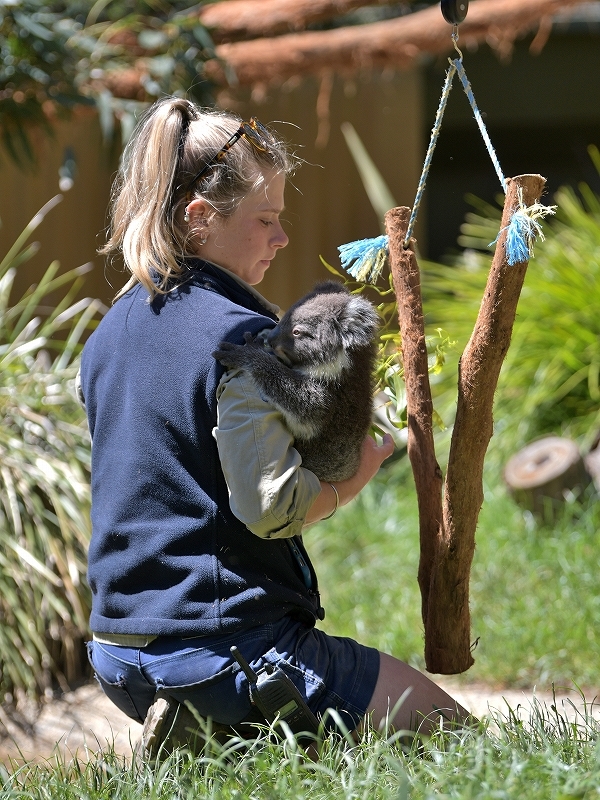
0, 70, 424, 311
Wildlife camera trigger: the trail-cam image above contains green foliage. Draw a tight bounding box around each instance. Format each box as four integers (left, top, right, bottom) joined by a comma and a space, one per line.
0, 0, 217, 164
422, 149, 600, 455
1, 704, 600, 798
0, 196, 102, 702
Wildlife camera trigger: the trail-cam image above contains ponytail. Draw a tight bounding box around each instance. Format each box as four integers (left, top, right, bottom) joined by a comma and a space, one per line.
101, 98, 296, 301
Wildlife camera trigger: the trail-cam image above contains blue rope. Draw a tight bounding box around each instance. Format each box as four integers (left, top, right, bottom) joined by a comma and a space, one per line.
490, 189, 557, 265
336, 60, 460, 282
452, 58, 506, 191
337, 39, 551, 283
404, 60, 458, 246
504, 211, 534, 265
338, 235, 389, 283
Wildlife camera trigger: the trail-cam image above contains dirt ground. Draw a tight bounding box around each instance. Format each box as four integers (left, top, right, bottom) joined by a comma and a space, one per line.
1, 679, 597, 765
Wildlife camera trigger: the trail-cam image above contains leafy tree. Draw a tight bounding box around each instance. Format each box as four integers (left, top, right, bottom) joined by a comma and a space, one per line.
0, 0, 217, 164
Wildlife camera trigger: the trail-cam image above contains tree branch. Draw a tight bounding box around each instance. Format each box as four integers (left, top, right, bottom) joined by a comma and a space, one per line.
425, 174, 546, 674
385, 175, 547, 674
385, 208, 443, 629
198, 0, 385, 44
205, 0, 593, 87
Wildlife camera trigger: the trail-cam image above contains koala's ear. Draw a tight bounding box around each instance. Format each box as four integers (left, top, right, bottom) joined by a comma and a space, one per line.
338, 297, 379, 348
314, 280, 346, 296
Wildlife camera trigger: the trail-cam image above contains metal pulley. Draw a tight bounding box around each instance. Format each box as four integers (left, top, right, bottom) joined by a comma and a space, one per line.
441, 0, 469, 25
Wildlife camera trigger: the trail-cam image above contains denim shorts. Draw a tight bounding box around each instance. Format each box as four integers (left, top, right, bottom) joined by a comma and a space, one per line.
87, 616, 380, 732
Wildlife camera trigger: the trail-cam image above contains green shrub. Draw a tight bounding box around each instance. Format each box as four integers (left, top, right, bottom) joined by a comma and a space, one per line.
0, 197, 102, 703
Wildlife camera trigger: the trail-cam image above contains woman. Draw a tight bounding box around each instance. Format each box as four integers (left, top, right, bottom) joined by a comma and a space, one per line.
79, 97, 469, 750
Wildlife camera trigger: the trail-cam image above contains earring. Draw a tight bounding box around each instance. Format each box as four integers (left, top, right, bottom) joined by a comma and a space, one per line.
184, 208, 190, 223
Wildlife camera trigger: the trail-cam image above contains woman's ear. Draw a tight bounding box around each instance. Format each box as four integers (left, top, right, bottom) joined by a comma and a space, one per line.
184, 198, 214, 250
184, 198, 212, 226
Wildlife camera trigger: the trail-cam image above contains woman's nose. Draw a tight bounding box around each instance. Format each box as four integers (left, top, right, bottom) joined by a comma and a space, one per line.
272, 222, 289, 249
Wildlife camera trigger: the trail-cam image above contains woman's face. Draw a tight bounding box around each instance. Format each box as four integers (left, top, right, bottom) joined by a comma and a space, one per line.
189, 168, 289, 286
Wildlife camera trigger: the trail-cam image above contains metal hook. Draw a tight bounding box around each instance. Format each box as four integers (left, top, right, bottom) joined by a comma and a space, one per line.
451, 25, 464, 60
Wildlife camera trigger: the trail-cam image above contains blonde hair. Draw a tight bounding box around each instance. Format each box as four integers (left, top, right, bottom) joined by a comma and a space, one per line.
101, 98, 296, 301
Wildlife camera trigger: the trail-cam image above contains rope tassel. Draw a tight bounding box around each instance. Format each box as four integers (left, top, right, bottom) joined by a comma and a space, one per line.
337, 234, 389, 283
492, 188, 557, 265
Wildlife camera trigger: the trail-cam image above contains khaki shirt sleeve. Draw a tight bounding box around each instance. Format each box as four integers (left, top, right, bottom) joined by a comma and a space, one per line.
214, 368, 321, 539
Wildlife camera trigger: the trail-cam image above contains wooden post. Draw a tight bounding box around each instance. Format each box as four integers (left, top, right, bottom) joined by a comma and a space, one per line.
386, 174, 546, 674
385, 207, 444, 632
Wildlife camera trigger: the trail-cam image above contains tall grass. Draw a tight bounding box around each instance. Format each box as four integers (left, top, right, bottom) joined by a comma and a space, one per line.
1, 700, 599, 798
0, 197, 103, 704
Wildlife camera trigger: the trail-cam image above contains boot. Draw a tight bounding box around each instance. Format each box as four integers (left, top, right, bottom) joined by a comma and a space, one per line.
136, 691, 236, 761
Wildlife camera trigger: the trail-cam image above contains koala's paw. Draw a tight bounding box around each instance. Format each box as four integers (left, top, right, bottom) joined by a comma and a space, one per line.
213, 333, 265, 370
212, 341, 248, 369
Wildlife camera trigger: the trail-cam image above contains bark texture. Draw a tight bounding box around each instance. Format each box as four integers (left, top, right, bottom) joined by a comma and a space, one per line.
101, 0, 594, 98
205, 0, 591, 87
386, 174, 547, 674
198, 0, 382, 44
385, 209, 444, 636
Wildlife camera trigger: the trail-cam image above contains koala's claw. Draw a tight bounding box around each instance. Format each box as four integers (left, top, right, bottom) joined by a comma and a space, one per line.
212, 341, 244, 368
213, 331, 270, 370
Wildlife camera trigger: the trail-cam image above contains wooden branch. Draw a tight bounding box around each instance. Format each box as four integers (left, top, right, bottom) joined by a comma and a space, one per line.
100, 0, 593, 98
429, 174, 546, 673
385, 208, 443, 628
198, 0, 383, 44
386, 175, 547, 674
205, 0, 592, 87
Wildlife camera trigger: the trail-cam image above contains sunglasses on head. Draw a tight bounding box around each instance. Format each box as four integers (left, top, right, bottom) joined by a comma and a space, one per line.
186, 117, 273, 196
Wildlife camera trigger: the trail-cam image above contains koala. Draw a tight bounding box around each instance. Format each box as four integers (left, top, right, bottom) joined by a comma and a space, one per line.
213, 281, 379, 482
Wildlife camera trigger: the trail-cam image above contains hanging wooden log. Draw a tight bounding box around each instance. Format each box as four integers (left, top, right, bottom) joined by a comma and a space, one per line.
198, 0, 380, 44
386, 173, 546, 674
204, 0, 589, 88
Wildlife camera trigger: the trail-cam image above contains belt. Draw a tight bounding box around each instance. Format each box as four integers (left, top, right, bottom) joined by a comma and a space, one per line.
93, 632, 158, 648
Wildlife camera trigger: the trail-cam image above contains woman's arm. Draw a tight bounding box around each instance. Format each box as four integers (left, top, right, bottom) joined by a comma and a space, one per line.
303, 434, 395, 525
215, 368, 321, 539
215, 368, 394, 537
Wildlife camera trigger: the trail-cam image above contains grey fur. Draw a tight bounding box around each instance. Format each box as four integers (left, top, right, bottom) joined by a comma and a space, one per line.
214, 281, 379, 482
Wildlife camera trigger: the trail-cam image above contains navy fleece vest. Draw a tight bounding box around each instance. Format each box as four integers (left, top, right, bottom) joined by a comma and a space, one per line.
80, 261, 323, 637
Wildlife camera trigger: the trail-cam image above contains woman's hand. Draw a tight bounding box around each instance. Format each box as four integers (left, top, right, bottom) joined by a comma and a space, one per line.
304, 434, 395, 525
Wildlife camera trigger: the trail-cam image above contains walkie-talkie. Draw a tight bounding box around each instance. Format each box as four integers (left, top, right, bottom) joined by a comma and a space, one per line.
231, 645, 319, 741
